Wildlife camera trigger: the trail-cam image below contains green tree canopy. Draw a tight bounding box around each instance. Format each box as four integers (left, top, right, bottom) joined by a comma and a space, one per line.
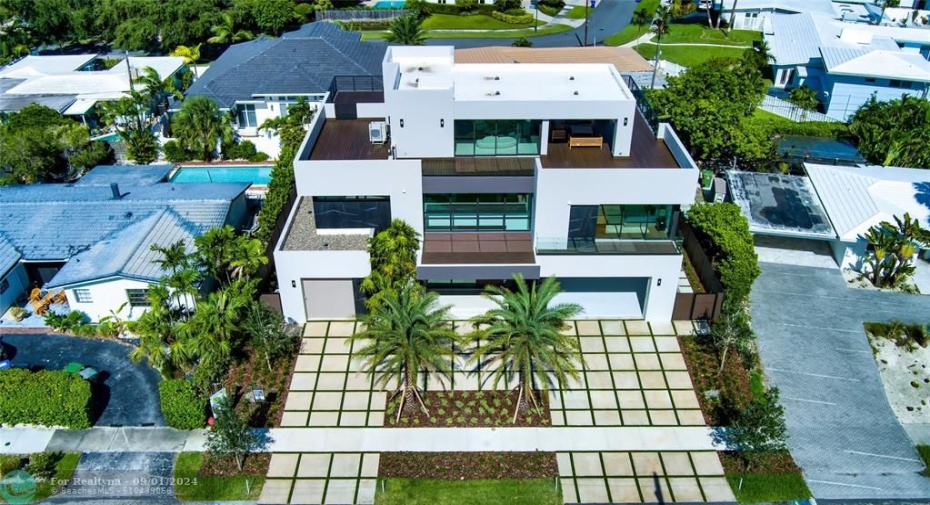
171, 96, 234, 161
850, 94, 930, 168
384, 14, 427, 46
650, 57, 768, 165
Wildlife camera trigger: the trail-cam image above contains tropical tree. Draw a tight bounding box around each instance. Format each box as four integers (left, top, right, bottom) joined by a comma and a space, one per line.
135, 66, 183, 114
98, 91, 160, 164
205, 395, 266, 471
742, 39, 773, 71
185, 287, 250, 368
384, 14, 426, 46
0, 21, 31, 65
150, 240, 200, 309
633, 8, 651, 33
649, 4, 672, 88
728, 388, 788, 470
881, 0, 901, 23
788, 85, 818, 111
171, 96, 234, 161
862, 213, 929, 289
243, 302, 298, 372
726, 0, 739, 31
195, 225, 268, 285
468, 274, 583, 421
208, 12, 255, 44
710, 308, 754, 375
850, 94, 930, 168
349, 283, 457, 422
170, 44, 202, 77
128, 284, 192, 378
360, 219, 421, 311
258, 97, 316, 148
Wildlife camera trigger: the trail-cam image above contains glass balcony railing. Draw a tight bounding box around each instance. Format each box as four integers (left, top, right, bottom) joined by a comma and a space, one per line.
535, 237, 681, 255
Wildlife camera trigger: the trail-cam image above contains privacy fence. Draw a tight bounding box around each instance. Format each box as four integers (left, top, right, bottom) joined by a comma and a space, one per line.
672, 219, 724, 321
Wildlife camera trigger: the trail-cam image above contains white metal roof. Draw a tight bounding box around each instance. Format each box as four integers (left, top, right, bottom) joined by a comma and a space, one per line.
0, 54, 96, 78
822, 49, 930, 81
768, 13, 823, 65
717, 0, 837, 17
805, 163, 930, 241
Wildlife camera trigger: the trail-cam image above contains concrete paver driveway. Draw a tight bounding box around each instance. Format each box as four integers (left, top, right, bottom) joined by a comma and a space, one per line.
0, 334, 164, 427
751, 262, 930, 499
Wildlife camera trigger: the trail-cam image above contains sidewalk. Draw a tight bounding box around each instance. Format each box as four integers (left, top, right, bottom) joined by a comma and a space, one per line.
3, 425, 718, 454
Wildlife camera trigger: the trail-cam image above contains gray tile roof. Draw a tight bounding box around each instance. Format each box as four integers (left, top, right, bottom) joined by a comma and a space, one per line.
185, 22, 388, 108
46, 208, 200, 288
0, 182, 248, 262
0, 93, 75, 113
74, 164, 173, 187
0, 233, 21, 278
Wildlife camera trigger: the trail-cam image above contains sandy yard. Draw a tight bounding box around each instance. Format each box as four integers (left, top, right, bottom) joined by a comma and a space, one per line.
867, 331, 930, 425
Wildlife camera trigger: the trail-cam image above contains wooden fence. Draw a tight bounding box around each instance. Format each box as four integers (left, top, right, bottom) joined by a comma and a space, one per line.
672, 220, 725, 321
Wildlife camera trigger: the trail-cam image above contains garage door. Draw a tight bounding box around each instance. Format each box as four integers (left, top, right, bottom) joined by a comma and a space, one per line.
552, 277, 648, 319
302, 279, 358, 319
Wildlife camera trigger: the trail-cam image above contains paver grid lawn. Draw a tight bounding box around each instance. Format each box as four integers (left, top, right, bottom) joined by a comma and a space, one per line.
261, 452, 379, 505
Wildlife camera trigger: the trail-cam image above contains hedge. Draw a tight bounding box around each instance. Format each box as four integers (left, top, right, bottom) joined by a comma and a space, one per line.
752, 116, 851, 141
687, 203, 760, 312
158, 379, 207, 430
0, 369, 91, 428
255, 143, 297, 245
491, 10, 534, 24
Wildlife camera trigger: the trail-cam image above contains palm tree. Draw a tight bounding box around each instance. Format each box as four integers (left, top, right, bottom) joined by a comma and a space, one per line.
633, 8, 651, 33
384, 15, 427, 46
360, 219, 421, 310
135, 66, 182, 115
170, 44, 202, 78
171, 96, 234, 161
207, 13, 255, 45
649, 5, 673, 88
185, 289, 248, 368
726, 0, 739, 31
468, 274, 584, 421
349, 283, 457, 422
229, 237, 268, 281
150, 240, 199, 309
128, 285, 191, 378
880, 0, 901, 24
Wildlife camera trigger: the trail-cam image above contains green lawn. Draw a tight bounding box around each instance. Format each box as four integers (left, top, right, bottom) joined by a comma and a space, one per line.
661, 25, 761, 46
0, 452, 81, 503
375, 478, 562, 505
421, 13, 541, 30
604, 0, 659, 46
749, 369, 765, 400
565, 5, 590, 19
919, 444, 930, 476
173, 453, 264, 502
726, 473, 812, 503
634, 43, 749, 67
361, 23, 572, 40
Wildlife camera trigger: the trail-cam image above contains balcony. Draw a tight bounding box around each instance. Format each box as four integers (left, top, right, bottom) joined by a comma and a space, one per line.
306, 119, 390, 161
536, 237, 681, 256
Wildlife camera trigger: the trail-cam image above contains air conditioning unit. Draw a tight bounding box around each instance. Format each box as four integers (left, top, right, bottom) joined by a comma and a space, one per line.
369, 121, 387, 145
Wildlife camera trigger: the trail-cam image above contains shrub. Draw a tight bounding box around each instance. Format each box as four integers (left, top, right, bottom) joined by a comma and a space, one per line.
491, 9, 534, 23
0, 369, 91, 428
44, 310, 90, 333
752, 116, 850, 141
158, 379, 207, 430
223, 140, 258, 161
340, 19, 393, 30
537, 3, 561, 16
456, 0, 477, 12
96, 321, 117, 338
255, 144, 296, 245
249, 151, 271, 162
687, 203, 760, 313
25, 452, 63, 480
9, 306, 28, 321
163, 140, 193, 163
493, 0, 521, 12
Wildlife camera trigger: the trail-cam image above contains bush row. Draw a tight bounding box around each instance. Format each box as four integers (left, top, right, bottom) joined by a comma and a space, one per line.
255, 143, 297, 245
0, 369, 91, 428
686, 203, 760, 313
339, 20, 393, 31
44, 310, 119, 338
491, 10, 534, 24
159, 379, 207, 430
164, 140, 270, 164
752, 117, 851, 140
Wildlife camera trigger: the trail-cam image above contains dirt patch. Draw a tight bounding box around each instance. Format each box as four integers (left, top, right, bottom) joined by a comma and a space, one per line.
200, 452, 270, 477
379, 452, 558, 479
223, 343, 299, 428
720, 451, 801, 474
865, 325, 930, 424
386, 389, 551, 428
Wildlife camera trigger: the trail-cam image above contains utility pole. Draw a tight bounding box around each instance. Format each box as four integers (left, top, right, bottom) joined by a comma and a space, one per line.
125, 51, 134, 91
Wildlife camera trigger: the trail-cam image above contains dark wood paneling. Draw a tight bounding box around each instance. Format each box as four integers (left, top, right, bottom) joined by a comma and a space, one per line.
309, 119, 391, 160
422, 232, 535, 264
421, 157, 535, 176
540, 113, 678, 169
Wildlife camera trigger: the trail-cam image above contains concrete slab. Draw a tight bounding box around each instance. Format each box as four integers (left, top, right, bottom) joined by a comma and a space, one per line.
605, 336, 631, 353
291, 479, 327, 505
304, 322, 328, 336
295, 355, 321, 372
608, 477, 643, 503
281, 411, 309, 427
602, 452, 635, 477
258, 479, 293, 504
285, 392, 314, 411
576, 320, 602, 335
576, 477, 611, 503
357, 479, 376, 505
664, 371, 693, 390
670, 390, 700, 410
565, 410, 594, 426
290, 373, 318, 391
330, 453, 361, 478
300, 338, 325, 354
626, 321, 651, 336
650, 321, 676, 336
638, 371, 667, 389
0, 428, 54, 454
594, 410, 622, 426
660, 452, 694, 476
608, 353, 636, 371
669, 476, 704, 502
649, 410, 679, 426
689, 452, 725, 476
586, 371, 613, 389
360, 453, 379, 478
590, 390, 618, 409
551, 410, 565, 426
638, 476, 672, 503
585, 353, 610, 370
677, 410, 706, 426
320, 354, 350, 372
698, 476, 736, 502
572, 453, 604, 477
340, 412, 368, 427
632, 452, 663, 475
315, 373, 347, 391
314, 392, 344, 410
268, 453, 300, 478
601, 320, 625, 335
634, 353, 661, 370
327, 321, 356, 337
561, 478, 578, 503
342, 392, 370, 411
323, 338, 352, 355
659, 353, 687, 371
309, 412, 340, 427
297, 454, 331, 478
630, 336, 656, 353
579, 336, 606, 353
617, 391, 646, 409
644, 391, 673, 410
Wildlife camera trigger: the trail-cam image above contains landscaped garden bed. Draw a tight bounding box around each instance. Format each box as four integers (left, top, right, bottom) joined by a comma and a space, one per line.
721, 451, 811, 503
222, 343, 298, 428
679, 335, 752, 426
380, 451, 557, 480
174, 452, 267, 502
375, 478, 562, 505
863, 321, 930, 423
386, 389, 551, 428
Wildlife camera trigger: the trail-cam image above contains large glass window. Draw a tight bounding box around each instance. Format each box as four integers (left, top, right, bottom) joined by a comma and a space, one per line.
568, 205, 673, 241
236, 104, 257, 127
454, 120, 541, 156
424, 194, 532, 231
313, 196, 391, 232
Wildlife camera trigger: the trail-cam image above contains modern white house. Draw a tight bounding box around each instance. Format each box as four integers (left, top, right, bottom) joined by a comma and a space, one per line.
182, 22, 387, 159
0, 165, 249, 322
766, 12, 930, 120
273, 46, 699, 323
0, 54, 187, 124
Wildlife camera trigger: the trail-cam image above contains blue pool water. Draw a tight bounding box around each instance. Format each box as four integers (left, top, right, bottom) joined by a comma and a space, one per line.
374, 1, 406, 8
171, 165, 273, 185
92, 132, 121, 143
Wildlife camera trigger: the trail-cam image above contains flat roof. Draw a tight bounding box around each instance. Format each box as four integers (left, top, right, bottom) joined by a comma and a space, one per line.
454, 46, 653, 73
727, 171, 836, 239
282, 197, 370, 251
450, 63, 629, 102
306, 118, 391, 161
540, 112, 679, 169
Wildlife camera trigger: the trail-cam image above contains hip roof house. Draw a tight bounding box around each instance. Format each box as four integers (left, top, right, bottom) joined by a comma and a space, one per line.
183, 22, 388, 158
0, 165, 249, 322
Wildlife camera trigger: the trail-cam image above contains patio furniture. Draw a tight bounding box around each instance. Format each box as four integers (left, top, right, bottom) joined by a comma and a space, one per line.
568, 124, 603, 149
53, 290, 67, 305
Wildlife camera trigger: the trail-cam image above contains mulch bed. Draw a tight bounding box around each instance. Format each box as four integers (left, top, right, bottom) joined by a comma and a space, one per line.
223, 343, 299, 428
720, 451, 802, 474
678, 336, 753, 426
386, 390, 551, 428
379, 452, 558, 480
200, 452, 271, 477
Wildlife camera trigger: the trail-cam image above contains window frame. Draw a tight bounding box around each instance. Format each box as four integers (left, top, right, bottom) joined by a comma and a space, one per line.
0, 278, 8, 295
126, 289, 151, 307
73, 288, 92, 303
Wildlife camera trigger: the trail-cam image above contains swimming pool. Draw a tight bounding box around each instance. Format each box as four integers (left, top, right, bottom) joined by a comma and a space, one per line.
92, 132, 121, 143
373, 1, 406, 8
171, 165, 273, 185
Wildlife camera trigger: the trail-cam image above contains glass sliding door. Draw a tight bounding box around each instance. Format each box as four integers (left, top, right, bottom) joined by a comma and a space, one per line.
453, 120, 541, 156
424, 194, 533, 231
587, 204, 674, 241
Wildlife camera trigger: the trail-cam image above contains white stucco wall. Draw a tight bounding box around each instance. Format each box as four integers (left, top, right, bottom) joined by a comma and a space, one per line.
387, 88, 455, 159
275, 247, 371, 322
0, 263, 28, 317
63, 278, 163, 323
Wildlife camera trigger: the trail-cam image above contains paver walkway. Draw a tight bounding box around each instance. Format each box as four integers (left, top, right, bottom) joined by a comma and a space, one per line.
751, 262, 930, 500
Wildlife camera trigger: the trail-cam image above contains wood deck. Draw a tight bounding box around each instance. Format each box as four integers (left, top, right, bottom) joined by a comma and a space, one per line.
540, 113, 679, 169
421, 157, 536, 176
422, 232, 535, 264
308, 119, 391, 161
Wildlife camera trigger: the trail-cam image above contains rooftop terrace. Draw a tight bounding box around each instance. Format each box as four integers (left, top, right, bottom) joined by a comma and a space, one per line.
540, 113, 678, 169
307, 119, 391, 161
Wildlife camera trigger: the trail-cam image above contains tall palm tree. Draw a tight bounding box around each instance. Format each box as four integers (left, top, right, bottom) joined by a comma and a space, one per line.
360, 219, 421, 310
207, 13, 255, 45
150, 240, 199, 309
726, 0, 739, 31
633, 8, 651, 33
185, 289, 248, 368
229, 237, 268, 281
349, 283, 457, 422
649, 5, 672, 88
384, 15, 427, 46
135, 66, 182, 113
171, 96, 234, 161
128, 284, 191, 378
170, 44, 202, 78
468, 274, 583, 421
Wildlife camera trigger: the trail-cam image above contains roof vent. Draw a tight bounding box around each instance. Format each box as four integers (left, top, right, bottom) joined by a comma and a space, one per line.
323, 243, 330, 249
573, 91, 579, 96
569, 76, 575, 80
110, 183, 121, 199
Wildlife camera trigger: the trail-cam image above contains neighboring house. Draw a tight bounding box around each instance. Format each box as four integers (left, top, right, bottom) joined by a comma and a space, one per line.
0, 164, 249, 322
712, 0, 868, 31
274, 46, 699, 322
0, 54, 187, 125
767, 12, 930, 120
182, 22, 387, 159
0, 235, 27, 318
